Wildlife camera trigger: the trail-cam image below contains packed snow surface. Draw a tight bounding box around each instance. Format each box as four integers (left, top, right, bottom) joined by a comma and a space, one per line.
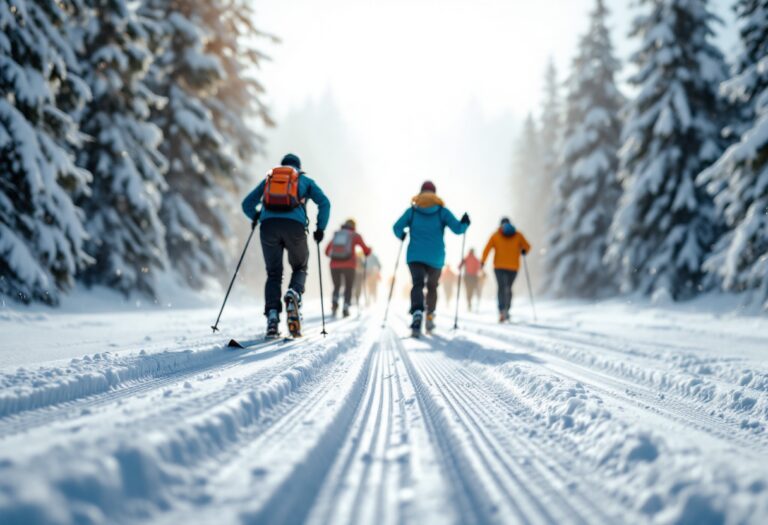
0, 299, 767, 524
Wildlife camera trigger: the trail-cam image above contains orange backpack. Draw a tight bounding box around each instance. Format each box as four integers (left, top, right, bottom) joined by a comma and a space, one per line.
263, 167, 301, 211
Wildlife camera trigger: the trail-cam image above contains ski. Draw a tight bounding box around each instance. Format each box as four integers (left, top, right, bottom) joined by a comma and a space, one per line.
285, 291, 302, 338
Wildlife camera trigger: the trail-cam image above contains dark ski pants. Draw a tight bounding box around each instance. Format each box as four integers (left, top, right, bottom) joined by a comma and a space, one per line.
409, 263, 441, 314
260, 219, 309, 314
331, 268, 356, 307
494, 269, 518, 313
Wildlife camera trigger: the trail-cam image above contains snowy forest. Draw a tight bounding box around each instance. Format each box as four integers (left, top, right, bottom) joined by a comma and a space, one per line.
1, 0, 767, 311
513, 0, 768, 309
0, 0, 273, 305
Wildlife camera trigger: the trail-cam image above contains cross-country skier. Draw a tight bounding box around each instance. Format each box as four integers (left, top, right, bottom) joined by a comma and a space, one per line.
393, 181, 470, 337
460, 248, 483, 311
481, 217, 531, 323
242, 153, 331, 338
325, 219, 372, 317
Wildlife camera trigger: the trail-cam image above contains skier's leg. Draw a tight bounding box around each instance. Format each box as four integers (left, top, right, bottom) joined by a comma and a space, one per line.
494, 269, 505, 315
425, 266, 440, 315
260, 221, 285, 314
284, 222, 310, 297
408, 263, 427, 313
508, 271, 518, 314
331, 269, 342, 314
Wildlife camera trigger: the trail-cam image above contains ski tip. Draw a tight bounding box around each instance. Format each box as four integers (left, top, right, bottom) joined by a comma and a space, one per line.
227, 339, 245, 349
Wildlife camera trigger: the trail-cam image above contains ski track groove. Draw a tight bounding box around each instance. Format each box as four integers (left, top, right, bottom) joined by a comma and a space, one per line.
407, 337, 623, 525
463, 322, 768, 454
307, 329, 412, 525
394, 331, 495, 525
217, 334, 378, 525
0, 318, 358, 439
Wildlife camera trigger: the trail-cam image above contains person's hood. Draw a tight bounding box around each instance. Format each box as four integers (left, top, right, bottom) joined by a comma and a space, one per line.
499, 223, 517, 237
412, 192, 445, 214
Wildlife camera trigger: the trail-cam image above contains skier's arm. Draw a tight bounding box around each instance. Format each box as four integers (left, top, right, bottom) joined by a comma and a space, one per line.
325, 241, 333, 257
306, 180, 331, 231
481, 236, 494, 265
356, 234, 372, 256
241, 180, 265, 221
393, 209, 411, 239
443, 208, 468, 235
520, 233, 532, 255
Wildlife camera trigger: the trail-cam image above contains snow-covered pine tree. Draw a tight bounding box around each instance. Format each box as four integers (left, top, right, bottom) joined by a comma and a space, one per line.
75, 0, 168, 298
140, 0, 232, 288
0, 0, 92, 305
509, 114, 546, 285
545, 0, 624, 298
511, 114, 543, 231
200, 0, 274, 180
606, 0, 728, 301
537, 59, 563, 223
698, 0, 768, 308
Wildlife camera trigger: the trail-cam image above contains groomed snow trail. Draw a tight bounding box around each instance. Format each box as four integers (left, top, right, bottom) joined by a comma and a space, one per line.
1, 301, 767, 524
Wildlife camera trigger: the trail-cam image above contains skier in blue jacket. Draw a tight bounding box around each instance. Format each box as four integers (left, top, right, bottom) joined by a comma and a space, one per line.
242, 153, 331, 337
393, 181, 470, 336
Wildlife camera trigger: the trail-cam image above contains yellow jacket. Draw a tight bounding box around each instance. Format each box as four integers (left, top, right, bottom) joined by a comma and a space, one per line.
482, 229, 531, 271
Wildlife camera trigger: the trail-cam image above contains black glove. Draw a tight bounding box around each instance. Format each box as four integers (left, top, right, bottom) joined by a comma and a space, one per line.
522, 249, 527, 256
399, 232, 407, 241
313, 229, 324, 243
250, 209, 261, 228
461, 213, 471, 226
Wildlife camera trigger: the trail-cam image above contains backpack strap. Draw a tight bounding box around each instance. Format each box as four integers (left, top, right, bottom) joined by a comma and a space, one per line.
298, 171, 309, 231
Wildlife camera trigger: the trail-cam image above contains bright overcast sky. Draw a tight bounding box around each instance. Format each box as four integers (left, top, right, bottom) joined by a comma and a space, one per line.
257, 0, 737, 128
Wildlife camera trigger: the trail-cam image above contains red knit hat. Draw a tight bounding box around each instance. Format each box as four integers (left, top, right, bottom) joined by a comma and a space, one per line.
421, 180, 436, 193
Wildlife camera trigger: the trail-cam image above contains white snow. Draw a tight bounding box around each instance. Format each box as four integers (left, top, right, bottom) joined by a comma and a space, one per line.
1, 298, 767, 524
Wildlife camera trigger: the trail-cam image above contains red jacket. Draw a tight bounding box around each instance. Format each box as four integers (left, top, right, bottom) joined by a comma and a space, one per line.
460, 253, 482, 276
325, 228, 372, 269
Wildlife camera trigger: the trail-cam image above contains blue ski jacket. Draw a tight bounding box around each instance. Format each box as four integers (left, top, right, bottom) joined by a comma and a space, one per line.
241, 173, 331, 231
392, 193, 468, 269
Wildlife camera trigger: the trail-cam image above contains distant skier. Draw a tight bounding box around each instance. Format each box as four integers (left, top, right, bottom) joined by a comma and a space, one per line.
481, 218, 531, 323
325, 219, 372, 317
460, 248, 482, 311
364, 252, 382, 304
393, 181, 470, 337
242, 153, 331, 338
441, 265, 457, 306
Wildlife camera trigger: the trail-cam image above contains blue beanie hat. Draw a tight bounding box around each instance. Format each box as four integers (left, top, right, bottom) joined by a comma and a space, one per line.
281, 153, 301, 170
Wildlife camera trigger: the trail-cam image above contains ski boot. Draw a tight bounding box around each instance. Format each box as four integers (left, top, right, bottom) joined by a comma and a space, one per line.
266, 309, 280, 339
411, 310, 423, 338
425, 312, 436, 334
284, 289, 303, 338
342, 304, 350, 318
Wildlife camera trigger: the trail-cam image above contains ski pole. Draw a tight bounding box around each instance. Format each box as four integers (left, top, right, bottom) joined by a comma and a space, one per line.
522, 254, 537, 322
453, 231, 467, 330
211, 219, 258, 333
382, 237, 405, 327
316, 240, 328, 336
